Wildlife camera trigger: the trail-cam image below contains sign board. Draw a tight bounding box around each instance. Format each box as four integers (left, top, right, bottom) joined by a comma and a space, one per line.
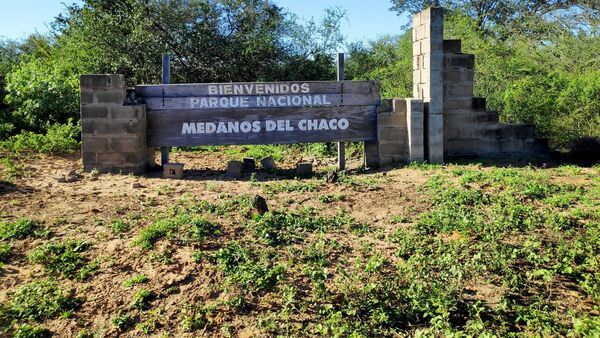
135, 80, 380, 147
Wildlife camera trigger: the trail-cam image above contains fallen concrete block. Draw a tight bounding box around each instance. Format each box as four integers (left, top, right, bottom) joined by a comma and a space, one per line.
227, 160, 243, 178
163, 163, 184, 179
260, 156, 277, 171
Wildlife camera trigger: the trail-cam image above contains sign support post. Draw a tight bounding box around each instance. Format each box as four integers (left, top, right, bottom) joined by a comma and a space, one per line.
160, 54, 171, 166
337, 52, 346, 171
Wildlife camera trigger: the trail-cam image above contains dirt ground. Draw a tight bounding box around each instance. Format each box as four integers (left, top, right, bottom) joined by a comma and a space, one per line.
0, 151, 435, 337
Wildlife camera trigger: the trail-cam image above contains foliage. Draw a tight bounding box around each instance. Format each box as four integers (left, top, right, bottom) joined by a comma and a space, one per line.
215, 241, 285, 292
122, 274, 149, 288
0, 219, 47, 241
28, 240, 97, 280
3, 279, 80, 321
0, 121, 80, 155
133, 213, 220, 249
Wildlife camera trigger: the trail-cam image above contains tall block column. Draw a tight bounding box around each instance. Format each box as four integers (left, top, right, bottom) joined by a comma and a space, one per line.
80, 74, 155, 174
413, 7, 444, 163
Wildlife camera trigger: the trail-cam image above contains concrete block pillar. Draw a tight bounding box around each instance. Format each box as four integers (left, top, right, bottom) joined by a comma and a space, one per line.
376, 99, 409, 166
413, 7, 444, 163
406, 99, 425, 161
80, 74, 155, 173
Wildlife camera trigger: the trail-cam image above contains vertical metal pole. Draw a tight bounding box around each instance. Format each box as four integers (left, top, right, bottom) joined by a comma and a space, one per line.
161, 54, 170, 166
337, 53, 346, 171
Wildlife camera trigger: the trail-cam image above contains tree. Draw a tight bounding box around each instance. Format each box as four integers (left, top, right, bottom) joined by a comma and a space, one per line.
389, 0, 600, 33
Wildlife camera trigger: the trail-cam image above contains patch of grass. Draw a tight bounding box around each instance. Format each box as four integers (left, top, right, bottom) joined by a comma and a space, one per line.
247, 209, 357, 246
130, 289, 154, 310
3, 279, 81, 321
0, 218, 48, 240
262, 180, 320, 195
318, 193, 346, 203
109, 219, 130, 235
111, 311, 135, 330
122, 274, 149, 288
12, 324, 52, 338
0, 242, 12, 262
215, 242, 285, 292
133, 213, 220, 249
28, 240, 97, 280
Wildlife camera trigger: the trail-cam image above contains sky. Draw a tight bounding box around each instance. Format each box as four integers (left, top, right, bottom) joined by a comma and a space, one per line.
0, 0, 408, 44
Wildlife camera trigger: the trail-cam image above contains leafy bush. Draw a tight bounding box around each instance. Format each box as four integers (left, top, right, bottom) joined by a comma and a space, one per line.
0, 121, 80, 155
4, 56, 80, 133
0, 219, 47, 240
28, 240, 96, 280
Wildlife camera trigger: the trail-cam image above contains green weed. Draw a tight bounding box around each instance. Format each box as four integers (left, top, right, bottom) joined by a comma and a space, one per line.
122, 274, 149, 288
0, 219, 48, 240
4, 279, 81, 320
28, 240, 97, 280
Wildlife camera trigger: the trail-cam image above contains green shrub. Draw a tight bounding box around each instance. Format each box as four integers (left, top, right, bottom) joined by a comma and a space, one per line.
28, 240, 96, 280
0, 219, 47, 240
4, 56, 80, 133
0, 121, 80, 155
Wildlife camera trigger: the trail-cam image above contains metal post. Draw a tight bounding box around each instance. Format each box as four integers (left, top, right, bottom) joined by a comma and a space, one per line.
337, 53, 346, 171
161, 54, 170, 166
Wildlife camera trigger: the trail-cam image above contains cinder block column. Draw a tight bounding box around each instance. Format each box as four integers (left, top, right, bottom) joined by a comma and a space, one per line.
80, 74, 155, 174
376, 99, 409, 166
413, 7, 444, 163
406, 99, 425, 161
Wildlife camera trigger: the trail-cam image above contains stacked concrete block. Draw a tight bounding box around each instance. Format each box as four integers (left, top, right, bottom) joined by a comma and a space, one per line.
80, 74, 155, 173
376, 99, 410, 166
413, 7, 444, 163
440, 38, 549, 159
406, 99, 425, 161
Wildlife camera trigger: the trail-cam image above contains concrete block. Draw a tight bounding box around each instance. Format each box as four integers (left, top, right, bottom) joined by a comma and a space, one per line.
82, 136, 109, 153
473, 111, 499, 124
82, 152, 96, 165
392, 98, 407, 113
80, 75, 110, 90
109, 137, 144, 151
80, 90, 95, 105
227, 160, 243, 178
110, 105, 145, 119
378, 99, 393, 113
379, 127, 406, 142
81, 106, 108, 119
81, 120, 96, 135
242, 157, 256, 172
444, 98, 472, 111
446, 84, 473, 98
164, 163, 184, 179
444, 70, 463, 82
97, 152, 126, 165
379, 142, 403, 157
450, 54, 475, 69
95, 89, 126, 105
123, 119, 146, 134
107, 74, 125, 89
443, 40, 461, 53
296, 162, 313, 177
421, 38, 431, 54
260, 156, 277, 171
413, 41, 421, 56
94, 120, 124, 135
472, 97, 486, 110
364, 141, 379, 167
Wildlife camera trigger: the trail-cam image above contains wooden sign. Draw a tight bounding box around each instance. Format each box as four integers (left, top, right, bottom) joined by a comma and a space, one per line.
135, 80, 380, 147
